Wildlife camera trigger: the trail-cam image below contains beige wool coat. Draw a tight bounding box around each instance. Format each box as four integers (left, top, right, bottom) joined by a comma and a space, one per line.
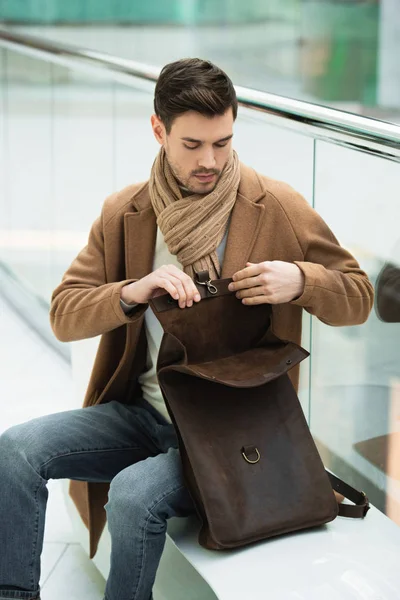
50, 163, 374, 557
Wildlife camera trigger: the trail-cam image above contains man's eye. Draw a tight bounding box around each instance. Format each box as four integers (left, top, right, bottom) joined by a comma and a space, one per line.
184, 145, 198, 150
214, 143, 228, 148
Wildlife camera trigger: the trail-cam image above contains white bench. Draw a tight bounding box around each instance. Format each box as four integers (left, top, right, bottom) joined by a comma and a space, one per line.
66, 339, 400, 599
64, 487, 400, 600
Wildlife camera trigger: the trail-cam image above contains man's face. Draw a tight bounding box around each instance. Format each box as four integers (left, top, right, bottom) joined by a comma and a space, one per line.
151, 109, 234, 194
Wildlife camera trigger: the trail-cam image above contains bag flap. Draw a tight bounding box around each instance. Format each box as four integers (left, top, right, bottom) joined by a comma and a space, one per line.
158, 341, 309, 388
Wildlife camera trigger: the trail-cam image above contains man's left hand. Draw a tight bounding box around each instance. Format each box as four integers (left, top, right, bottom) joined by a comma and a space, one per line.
228, 261, 305, 305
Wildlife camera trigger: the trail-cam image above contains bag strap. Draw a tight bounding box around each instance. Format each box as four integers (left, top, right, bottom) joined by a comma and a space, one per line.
326, 471, 370, 518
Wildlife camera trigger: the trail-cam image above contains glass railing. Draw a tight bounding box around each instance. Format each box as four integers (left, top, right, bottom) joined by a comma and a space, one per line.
1, 29, 400, 526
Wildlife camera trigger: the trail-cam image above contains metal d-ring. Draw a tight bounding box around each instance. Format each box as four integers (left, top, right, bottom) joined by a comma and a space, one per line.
241, 447, 261, 464
195, 278, 218, 295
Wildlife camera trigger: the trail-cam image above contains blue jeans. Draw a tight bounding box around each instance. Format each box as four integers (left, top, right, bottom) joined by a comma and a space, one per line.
0, 398, 195, 600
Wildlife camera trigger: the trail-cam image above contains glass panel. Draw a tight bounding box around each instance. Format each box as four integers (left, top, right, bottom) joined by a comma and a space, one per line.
235, 110, 315, 201
311, 139, 400, 521
0, 49, 5, 237
50, 63, 115, 294
2, 49, 53, 300
1, 50, 120, 305
114, 83, 158, 189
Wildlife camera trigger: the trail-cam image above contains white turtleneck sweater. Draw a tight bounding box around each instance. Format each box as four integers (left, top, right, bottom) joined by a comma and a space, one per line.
122, 225, 229, 423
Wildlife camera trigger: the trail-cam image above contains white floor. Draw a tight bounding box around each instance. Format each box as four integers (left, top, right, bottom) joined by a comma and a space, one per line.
0, 296, 106, 599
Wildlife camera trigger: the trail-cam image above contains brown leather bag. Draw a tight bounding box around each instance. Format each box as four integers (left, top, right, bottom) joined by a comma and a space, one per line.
149, 271, 370, 550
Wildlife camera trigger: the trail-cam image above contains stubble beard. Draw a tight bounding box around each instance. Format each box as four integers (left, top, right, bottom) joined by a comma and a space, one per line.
168, 159, 224, 196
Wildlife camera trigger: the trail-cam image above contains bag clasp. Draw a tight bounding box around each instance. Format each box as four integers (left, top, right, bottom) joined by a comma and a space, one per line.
195, 270, 218, 295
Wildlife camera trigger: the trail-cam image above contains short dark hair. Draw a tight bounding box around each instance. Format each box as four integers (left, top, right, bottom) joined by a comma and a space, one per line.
154, 58, 238, 133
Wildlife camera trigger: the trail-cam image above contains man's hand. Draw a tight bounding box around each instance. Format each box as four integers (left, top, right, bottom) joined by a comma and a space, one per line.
228, 261, 305, 305
121, 264, 201, 309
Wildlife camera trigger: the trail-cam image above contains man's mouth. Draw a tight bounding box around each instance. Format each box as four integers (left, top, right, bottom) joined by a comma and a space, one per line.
194, 173, 216, 183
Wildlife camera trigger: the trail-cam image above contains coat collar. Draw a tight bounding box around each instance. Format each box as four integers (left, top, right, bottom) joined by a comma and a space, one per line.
124, 162, 266, 280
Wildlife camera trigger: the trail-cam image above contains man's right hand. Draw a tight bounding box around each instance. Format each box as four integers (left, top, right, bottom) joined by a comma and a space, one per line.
121, 264, 201, 309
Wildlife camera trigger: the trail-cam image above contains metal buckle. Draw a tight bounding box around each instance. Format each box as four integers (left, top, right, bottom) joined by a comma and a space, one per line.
241, 447, 261, 464
195, 277, 218, 295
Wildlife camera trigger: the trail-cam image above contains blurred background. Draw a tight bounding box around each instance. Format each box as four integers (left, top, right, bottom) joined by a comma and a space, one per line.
1, 0, 399, 122
1, 1, 400, 597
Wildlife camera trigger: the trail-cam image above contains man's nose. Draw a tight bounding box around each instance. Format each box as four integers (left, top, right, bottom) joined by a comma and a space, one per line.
198, 148, 216, 170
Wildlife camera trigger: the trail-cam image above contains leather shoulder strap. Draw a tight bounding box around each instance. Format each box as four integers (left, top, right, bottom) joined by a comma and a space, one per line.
327, 471, 370, 518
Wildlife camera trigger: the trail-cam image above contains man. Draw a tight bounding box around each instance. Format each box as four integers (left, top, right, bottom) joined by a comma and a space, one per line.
0, 58, 373, 600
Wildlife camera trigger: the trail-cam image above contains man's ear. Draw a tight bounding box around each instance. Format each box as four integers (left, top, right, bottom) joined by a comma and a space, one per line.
151, 114, 165, 145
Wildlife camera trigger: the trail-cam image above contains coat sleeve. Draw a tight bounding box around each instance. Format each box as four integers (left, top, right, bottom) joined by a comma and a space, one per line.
50, 209, 146, 342
282, 190, 374, 326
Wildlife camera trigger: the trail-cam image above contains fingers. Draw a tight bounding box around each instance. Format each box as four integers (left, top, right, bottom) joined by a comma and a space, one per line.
229, 261, 274, 304
229, 272, 263, 292
229, 276, 260, 291
232, 263, 263, 283
240, 295, 274, 306
234, 285, 266, 300
233, 285, 277, 305
229, 262, 270, 292
156, 265, 201, 309
154, 277, 181, 302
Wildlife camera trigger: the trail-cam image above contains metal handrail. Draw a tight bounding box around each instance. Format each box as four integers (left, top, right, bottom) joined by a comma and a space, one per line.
1, 28, 399, 160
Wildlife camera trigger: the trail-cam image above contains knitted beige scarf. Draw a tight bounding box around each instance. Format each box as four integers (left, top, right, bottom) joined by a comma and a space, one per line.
148, 148, 240, 280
